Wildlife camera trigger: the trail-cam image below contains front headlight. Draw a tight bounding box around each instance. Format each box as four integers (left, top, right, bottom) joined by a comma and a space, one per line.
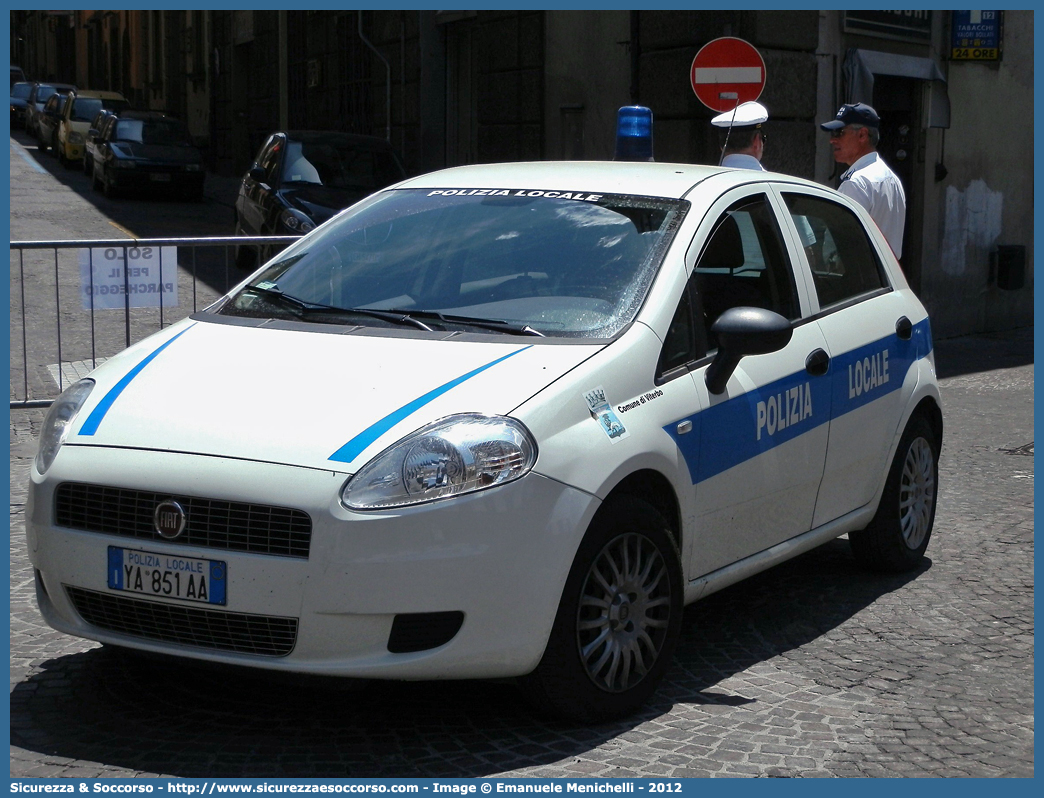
35, 379, 95, 474
342, 414, 537, 510
68, 132, 84, 144
279, 208, 315, 233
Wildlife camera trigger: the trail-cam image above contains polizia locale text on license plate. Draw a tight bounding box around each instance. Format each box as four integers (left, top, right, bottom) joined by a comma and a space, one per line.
107, 546, 227, 605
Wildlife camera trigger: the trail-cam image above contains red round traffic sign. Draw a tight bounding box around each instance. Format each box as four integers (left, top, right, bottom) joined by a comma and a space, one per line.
690, 37, 767, 112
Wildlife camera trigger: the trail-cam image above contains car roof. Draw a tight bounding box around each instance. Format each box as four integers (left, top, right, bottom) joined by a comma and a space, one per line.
281, 130, 395, 149
395, 160, 826, 200
74, 90, 128, 101
35, 82, 76, 90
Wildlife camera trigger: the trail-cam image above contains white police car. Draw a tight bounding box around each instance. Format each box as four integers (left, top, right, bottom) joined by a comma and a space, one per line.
27, 160, 941, 720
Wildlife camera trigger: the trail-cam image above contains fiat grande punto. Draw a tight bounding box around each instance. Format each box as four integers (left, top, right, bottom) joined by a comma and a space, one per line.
27, 161, 941, 720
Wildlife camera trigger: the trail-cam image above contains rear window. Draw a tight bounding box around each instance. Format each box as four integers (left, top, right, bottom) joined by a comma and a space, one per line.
281, 139, 404, 191
11, 83, 32, 99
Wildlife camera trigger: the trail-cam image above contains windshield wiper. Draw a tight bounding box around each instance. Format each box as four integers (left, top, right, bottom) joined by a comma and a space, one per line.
244, 285, 434, 331
384, 309, 544, 337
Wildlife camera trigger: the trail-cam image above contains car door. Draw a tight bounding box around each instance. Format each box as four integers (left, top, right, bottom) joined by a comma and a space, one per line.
676, 188, 831, 577
38, 94, 59, 142
240, 135, 281, 235
776, 187, 928, 528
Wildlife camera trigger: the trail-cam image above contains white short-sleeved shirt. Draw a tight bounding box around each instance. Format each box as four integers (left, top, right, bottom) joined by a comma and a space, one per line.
721, 153, 815, 247
837, 152, 907, 258
721, 153, 764, 171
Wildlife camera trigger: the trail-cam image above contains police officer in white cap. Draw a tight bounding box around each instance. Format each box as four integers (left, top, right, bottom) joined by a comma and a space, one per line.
711, 101, 769, 170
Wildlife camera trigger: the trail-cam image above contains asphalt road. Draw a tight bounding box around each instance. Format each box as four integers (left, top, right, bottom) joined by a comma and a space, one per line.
8, 135, 1035, 778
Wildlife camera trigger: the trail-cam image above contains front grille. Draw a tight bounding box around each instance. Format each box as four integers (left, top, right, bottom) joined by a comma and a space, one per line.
66, 586, 297, 657
55, 482, 312, 558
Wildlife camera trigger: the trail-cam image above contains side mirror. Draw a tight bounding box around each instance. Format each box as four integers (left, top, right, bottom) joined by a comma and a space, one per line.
248, 166, 266, 182
705, 307, 793, 395
88, 128, 98, 137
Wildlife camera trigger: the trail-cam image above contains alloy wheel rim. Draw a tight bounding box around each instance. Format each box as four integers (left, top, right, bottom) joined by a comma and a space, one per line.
899, 437, 935, 550
576, 532, 672, 693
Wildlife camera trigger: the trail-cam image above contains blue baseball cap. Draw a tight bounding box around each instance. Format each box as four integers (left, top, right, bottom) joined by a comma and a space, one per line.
820, 102, 880, 131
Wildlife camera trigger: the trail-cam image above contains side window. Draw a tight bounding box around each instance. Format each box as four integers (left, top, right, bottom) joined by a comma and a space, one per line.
657, 284, 698, 379
259, 137, 283, 185
783, 193, 887, 309
693, 194, 799, 347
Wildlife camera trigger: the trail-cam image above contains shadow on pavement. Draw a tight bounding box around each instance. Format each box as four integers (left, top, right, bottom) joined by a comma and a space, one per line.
933, 327, 1033, 380
10, 539, 923, 778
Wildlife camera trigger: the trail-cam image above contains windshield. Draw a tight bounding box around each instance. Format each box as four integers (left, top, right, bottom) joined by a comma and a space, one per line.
11, 83, 31, 99
219, 187, 687, 339
73, 97, 129, 122
281, 139, 403, 190
37, 86, 57, 103
113, 118, 191, 145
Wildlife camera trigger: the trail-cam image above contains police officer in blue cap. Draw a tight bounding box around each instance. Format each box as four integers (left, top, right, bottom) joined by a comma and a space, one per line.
821, 102, 906, 258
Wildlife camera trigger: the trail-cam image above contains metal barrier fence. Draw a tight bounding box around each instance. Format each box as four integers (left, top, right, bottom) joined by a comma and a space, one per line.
10, 235, 298, 410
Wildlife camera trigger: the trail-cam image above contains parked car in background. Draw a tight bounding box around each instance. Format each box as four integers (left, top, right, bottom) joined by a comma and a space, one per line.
10, 81, 32, 127
90, 110, 205, 200
25, 82, 76, 138
35, 90, 72, 153
233, 130, 406, 270
82, 108, 116, 175
55, 89, 130, 168
11, 65, 26, 87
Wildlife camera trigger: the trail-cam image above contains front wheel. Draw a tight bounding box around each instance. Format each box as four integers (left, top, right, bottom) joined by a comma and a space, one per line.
849, 414, 939, 572
523, 497, 683, 722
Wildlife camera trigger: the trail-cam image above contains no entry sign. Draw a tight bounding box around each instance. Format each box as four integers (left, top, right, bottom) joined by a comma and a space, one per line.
690, 37, 767, 112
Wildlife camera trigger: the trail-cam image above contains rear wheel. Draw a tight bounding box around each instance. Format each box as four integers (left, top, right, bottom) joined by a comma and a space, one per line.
102, 169, 120, 199
83, 153, 92, 175
523, 497, 683, 722
37, 133, 48, 153
849, 414, 939, 572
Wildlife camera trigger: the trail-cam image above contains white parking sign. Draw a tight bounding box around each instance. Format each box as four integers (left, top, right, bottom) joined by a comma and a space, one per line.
79, 246, 179, 310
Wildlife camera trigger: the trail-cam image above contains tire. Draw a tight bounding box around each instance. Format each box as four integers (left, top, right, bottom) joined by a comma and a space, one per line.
103, 169, 119, 199
849, 414, 939, 572
522, 496, 683, 722
91, 163, 102, 193
59, 145, 73, 169
37, 133, 48, 153
83, 154, 92, 175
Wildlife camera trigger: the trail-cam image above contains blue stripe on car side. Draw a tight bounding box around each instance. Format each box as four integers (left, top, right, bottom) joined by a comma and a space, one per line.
328, 345, 534, 464
664, 318, 932, 485
77, 324, 197, 437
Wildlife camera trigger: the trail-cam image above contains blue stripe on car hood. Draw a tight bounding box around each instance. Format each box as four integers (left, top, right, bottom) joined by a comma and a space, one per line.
328, 345, 534, 465
77, 324, 197, 437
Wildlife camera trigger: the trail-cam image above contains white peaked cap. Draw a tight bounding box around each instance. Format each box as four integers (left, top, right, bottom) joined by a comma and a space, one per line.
711, 101, 769, 128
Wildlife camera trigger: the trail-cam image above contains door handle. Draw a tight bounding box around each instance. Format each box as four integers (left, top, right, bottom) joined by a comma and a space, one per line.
805, 348, 830, 376
896, 316, 913, 340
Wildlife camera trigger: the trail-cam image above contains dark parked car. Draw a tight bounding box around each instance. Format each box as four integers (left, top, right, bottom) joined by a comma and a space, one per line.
83, 108, 117, 175
10, 81, 32, 127
90, 111, 205, 200
25, 82, 76, 137
233, 130, 406, 269
36, 90, 73, 153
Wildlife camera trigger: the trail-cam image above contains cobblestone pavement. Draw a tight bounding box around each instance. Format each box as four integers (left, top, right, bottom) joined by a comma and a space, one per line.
9, 328, 1033, 779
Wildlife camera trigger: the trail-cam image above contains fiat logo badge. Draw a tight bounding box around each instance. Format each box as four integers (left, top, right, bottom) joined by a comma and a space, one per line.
154, 500, 187, 540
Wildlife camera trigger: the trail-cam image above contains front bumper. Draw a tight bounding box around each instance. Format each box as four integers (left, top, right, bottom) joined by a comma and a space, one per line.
28, 445, 598, 680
